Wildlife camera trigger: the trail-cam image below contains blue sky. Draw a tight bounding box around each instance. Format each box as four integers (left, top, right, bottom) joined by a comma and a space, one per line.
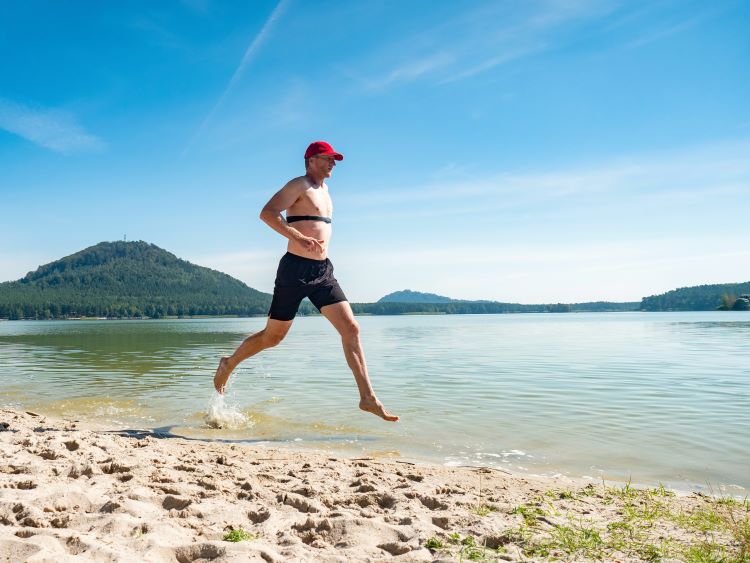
1, 0, 748, 303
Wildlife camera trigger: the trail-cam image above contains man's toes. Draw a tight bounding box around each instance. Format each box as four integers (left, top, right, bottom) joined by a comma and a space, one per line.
360, 400, 399, 422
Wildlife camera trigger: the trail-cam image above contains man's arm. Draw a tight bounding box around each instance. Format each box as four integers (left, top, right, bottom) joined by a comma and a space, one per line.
259, 178, 325, 254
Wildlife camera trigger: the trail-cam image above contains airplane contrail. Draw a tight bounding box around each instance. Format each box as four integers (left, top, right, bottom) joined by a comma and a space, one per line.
181, 0, 290, 157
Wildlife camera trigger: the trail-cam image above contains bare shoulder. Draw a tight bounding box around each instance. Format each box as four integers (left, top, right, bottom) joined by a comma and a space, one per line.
263, 175, 312, 214
282, 175, 312, 194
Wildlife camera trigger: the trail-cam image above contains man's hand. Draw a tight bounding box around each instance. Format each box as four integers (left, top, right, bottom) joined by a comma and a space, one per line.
298, 235, 326, 255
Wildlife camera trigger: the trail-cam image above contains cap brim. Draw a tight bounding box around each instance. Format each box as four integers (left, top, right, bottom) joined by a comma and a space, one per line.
333, 153, 343, 161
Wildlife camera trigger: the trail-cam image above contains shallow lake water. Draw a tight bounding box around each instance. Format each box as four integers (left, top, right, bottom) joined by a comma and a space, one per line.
1, 312, 748, 493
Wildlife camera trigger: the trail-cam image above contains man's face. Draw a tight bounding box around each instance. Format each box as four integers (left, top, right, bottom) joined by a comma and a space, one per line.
310, 154, 336, 178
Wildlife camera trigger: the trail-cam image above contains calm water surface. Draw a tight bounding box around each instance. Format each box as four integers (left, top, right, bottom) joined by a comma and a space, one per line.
1, 313, 748, 492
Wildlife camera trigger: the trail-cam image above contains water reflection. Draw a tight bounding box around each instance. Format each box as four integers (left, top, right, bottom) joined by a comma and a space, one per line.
0, 320, 259, 400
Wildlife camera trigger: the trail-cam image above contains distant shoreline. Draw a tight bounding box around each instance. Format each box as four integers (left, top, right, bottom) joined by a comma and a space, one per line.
3, 241, 747, 318
1, 310, 642, 321
5, 308, 750, 321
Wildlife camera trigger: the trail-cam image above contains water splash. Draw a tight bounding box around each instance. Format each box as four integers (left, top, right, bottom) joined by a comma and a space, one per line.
204, 393, 249, 429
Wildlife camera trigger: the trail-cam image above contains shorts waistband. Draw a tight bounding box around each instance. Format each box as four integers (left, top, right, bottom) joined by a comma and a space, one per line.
283, 251, 328, 264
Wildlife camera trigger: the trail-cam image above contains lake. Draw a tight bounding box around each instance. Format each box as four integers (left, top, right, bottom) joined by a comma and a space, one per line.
1, 312, 748, 493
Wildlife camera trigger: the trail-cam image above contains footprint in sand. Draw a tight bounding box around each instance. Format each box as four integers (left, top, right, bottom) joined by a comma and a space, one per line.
3, 480, 36, 490
278, 493, 323, 514
65, 536, 89, 556
63, 440, 80, 451
68, 464, 96, 479
162, 495, 192, 511
376, 493, 398, 509
174, 542, 225, 563
99, 500, 121, 514
50, 514, 71, 528
378, 542, 412, 556
100, 462, 130, 475
417, 494, 448, 511
247, 507, 270, 523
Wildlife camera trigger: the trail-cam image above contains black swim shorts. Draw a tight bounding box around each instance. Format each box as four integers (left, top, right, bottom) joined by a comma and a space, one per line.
268, 252, 348, 321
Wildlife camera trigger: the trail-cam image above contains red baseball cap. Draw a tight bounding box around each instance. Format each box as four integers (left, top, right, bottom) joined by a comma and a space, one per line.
304, 140, 343, 161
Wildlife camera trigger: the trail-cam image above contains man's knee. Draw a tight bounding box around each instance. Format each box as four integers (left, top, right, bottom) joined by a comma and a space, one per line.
341, 319, 360, 340
261, 329, 286, 348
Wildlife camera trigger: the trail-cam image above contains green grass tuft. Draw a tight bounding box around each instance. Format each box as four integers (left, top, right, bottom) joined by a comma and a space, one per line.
511, 503, 545, 526
223, 528, 255, 542
474, 503, 498, 516
424, 537, 443, 550
429, 484, 749, 562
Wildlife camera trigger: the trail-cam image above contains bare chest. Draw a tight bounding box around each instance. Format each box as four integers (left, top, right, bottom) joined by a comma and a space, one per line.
289, 186, 332, 217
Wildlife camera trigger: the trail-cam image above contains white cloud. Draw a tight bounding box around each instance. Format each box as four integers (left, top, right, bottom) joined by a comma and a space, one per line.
357, 0, 618, 89
437, 44, 547, 85
367, 52, 456, 90
624, 14, 703, 50
0, 98, 104, 154
336, 139, 750, 213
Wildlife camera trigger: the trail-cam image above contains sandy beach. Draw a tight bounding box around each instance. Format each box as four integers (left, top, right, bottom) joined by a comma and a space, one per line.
1, 408, 747, 562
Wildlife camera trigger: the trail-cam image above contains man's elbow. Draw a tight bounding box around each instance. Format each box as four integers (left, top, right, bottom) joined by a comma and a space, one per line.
259, 207, 273, 222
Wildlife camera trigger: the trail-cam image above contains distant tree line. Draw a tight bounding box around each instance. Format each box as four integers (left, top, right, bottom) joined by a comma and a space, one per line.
640, 282, 750, 311
351, 302, 543, 315
0, 293, 271, 320
10, 239, 741, 320
0, 296, 638, 320
568, 301, 639, 312
349, 301, 638, 315
0, 236, 641, 320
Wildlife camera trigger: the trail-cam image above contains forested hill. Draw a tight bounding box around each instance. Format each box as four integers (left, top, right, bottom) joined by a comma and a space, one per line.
640, 281, 750, 311
0, 241, 271, 319
378, 290, 454, 303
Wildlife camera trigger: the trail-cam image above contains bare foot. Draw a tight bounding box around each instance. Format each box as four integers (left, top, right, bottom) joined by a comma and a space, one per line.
359, 397, 399, 422
213, 357, 233, 394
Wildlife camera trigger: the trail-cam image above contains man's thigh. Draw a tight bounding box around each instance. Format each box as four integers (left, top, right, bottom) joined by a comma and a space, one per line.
320, 300, 357, 335
269, 285, 306, 321
308, 281, 347, 313
263, 317, 293, 340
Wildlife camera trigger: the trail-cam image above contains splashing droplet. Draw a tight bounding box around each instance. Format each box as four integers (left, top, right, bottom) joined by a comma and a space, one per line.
204, 393, 249, 429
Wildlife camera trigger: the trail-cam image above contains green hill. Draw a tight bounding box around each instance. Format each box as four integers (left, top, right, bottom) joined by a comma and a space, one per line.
378, 289, 454, 303
640, 282, 750, 311
0, 241, 272, 319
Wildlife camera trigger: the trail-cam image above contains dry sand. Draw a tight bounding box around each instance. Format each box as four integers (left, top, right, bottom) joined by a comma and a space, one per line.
1, 409, 746, 562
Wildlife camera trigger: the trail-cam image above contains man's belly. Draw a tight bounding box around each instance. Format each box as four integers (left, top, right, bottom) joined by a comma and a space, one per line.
287, 222, 332, 260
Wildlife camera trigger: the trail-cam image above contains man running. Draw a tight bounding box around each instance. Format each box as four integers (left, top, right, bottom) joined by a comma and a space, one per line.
213, 141, 399, 422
